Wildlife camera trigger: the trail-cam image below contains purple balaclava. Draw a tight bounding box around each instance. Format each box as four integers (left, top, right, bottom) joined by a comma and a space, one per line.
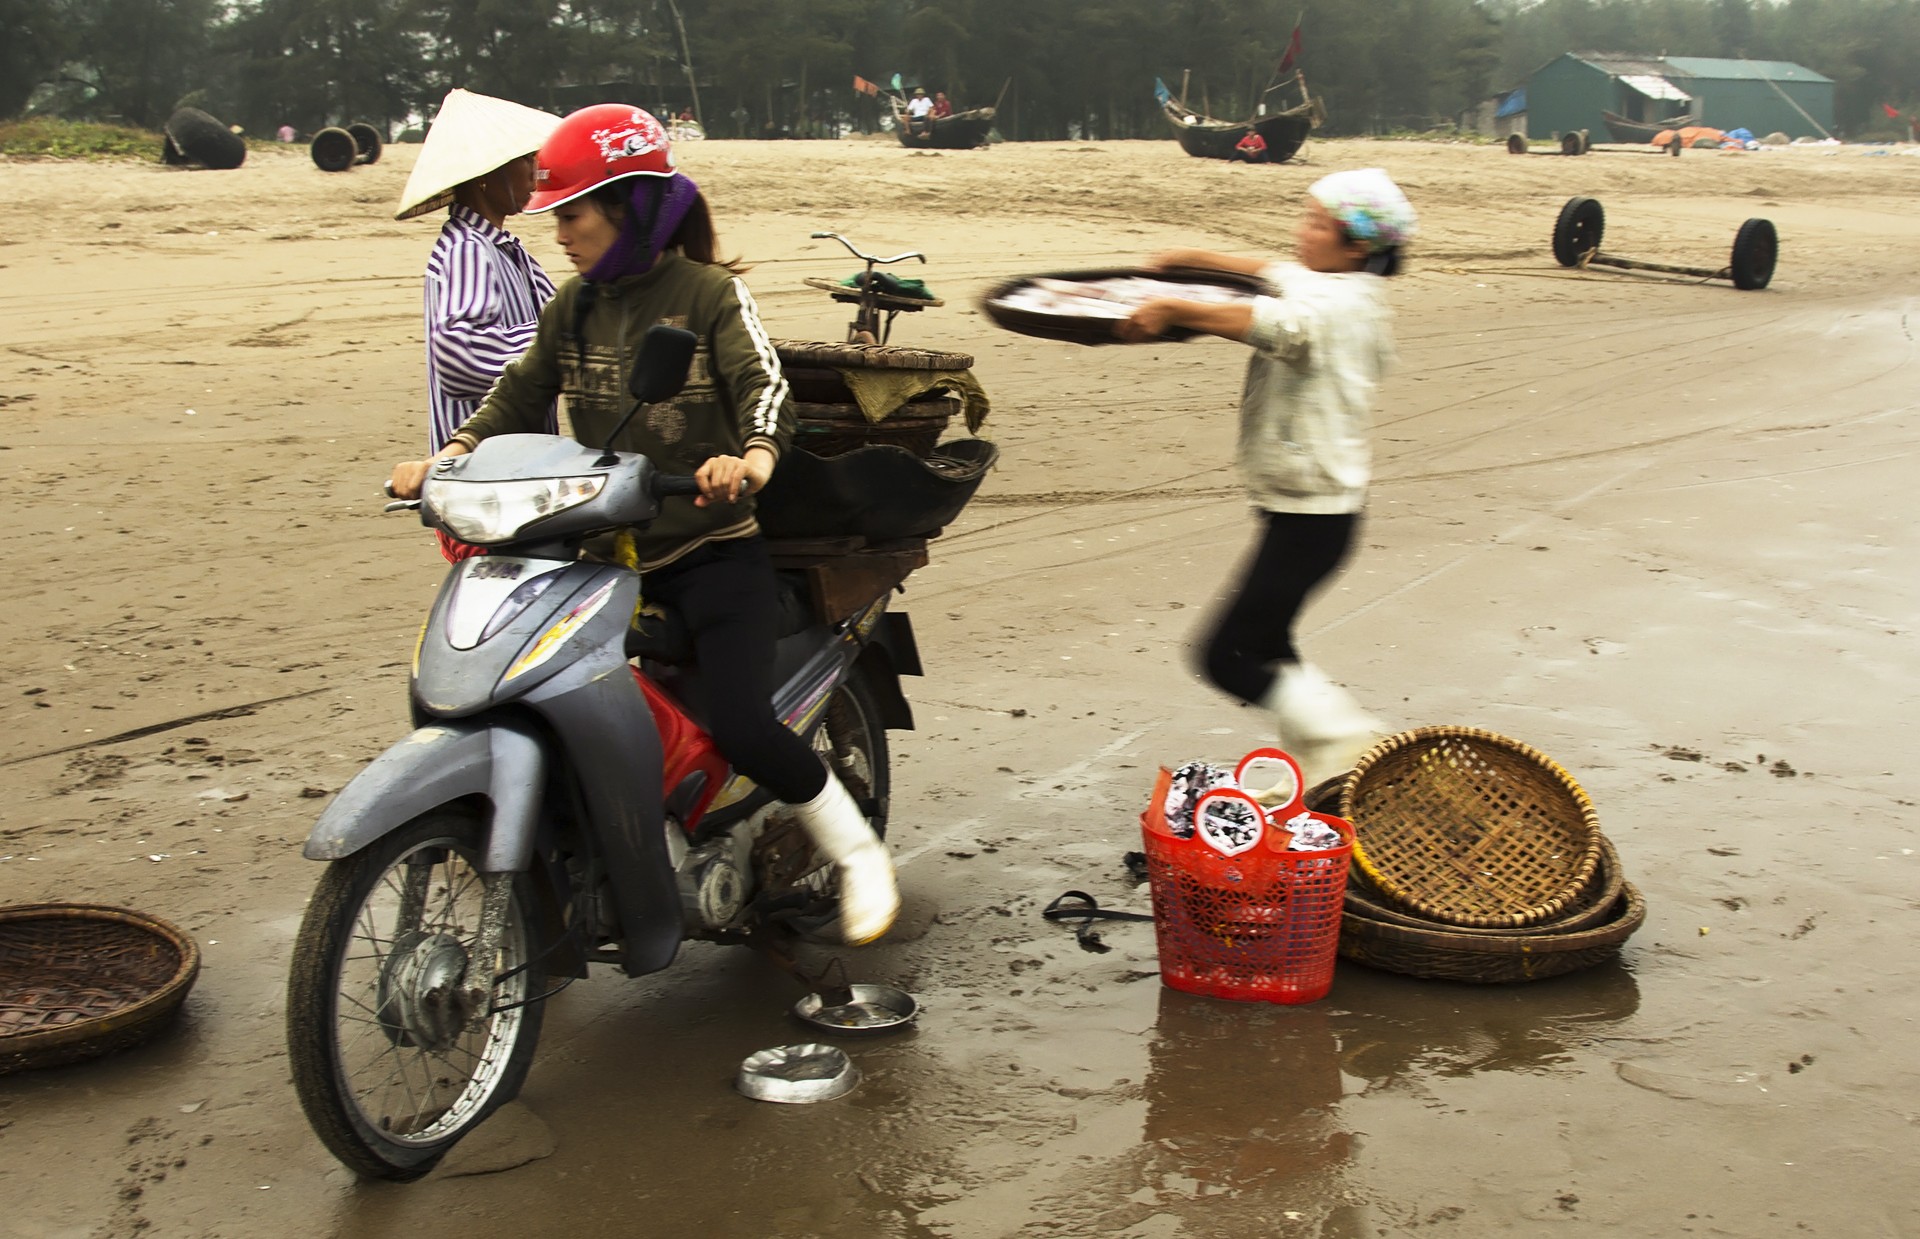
586, 172, 701, 282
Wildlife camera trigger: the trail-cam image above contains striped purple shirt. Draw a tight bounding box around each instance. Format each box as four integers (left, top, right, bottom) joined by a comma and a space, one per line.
423, 205, 557, 452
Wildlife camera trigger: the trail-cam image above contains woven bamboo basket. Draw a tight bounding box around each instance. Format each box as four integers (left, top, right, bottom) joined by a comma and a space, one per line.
0, 903, 201, 1073
1336, 727, 1603, 929
772, 339, 973, 373
1345, 835, 1625, 937
791, 395, 963, 458
772, 339, 975, 459
1337, 883, 1645, 984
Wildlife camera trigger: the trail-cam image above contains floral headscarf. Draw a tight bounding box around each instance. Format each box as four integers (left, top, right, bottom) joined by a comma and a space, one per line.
1308, 168, 1417, 253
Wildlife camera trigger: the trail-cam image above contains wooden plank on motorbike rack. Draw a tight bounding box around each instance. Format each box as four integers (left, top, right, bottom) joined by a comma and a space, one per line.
764, 536, 871, 565
804, 546, 931, 624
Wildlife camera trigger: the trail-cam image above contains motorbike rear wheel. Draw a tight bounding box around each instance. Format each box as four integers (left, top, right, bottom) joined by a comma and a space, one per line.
286, 808, 546, 1181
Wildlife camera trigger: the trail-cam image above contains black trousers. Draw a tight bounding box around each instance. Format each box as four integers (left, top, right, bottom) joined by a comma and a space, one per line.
643, 537, 827, 805
1195, 510, 1359, 706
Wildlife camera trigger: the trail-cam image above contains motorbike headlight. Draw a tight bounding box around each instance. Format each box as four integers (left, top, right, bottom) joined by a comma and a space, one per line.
424, 475, 606, 544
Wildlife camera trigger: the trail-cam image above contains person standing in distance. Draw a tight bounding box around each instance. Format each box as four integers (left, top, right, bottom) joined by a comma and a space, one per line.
394, 89, 562, 562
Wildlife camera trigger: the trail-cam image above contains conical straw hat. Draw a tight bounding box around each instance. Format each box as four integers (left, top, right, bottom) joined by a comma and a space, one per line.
394, 89, 563, 221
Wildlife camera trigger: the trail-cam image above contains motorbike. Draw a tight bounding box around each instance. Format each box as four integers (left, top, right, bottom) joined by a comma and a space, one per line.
285, 326, 924, 1181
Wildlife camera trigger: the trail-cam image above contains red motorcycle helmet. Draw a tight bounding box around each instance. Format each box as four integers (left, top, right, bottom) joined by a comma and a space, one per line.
526, 104, 676, 213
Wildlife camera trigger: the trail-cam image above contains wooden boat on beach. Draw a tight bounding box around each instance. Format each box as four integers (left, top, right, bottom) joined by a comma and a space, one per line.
1163, 97, 1315, 161
1601, 108, 1696, 144
890, 99, 995, 150
1158, 73, 1321, 162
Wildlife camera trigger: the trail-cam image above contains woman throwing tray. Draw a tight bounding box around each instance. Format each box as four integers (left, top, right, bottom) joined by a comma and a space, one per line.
1117, 168, 1417, 785
388, 105, 898, 945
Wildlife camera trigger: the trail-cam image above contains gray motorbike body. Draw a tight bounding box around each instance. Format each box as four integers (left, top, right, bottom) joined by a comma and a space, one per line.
306, 557, 681, 976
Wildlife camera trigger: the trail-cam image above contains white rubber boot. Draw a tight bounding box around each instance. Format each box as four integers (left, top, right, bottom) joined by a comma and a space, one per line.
1266, 663, 1383, 788
790, 771, 899, 945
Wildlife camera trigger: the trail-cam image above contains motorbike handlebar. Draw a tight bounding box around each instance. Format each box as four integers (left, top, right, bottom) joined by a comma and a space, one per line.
653, 473, 703, 498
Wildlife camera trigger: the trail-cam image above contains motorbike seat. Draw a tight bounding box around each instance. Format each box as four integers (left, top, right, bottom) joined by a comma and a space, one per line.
625, 569, 817, 665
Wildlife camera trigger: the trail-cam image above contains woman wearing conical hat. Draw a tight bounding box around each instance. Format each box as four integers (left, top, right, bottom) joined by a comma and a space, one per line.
395, 89, 562, 560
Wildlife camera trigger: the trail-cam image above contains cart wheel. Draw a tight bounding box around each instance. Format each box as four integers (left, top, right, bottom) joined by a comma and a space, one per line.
1729, 218, 1777, 291
310, 127, 357, 172
1559, 131, 1584, 156
347, 122, 383, 165
1551, 196, 1605, 267
1507, 133, 1528, 155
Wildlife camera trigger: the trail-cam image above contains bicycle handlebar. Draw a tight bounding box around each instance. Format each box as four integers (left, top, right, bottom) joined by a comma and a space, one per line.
810, 231, 926, 266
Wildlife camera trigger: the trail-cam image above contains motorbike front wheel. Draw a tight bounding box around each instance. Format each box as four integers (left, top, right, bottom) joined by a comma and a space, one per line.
286, 808, 546, 1181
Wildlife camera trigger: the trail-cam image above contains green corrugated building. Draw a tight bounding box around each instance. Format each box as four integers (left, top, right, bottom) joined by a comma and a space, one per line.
1524, 53, 1834, 141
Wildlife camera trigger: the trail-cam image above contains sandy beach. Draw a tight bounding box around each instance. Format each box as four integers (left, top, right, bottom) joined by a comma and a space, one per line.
2, 133, 1918, 1236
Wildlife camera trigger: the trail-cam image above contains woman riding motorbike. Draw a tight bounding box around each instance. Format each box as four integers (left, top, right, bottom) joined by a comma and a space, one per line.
388, 104, 898, 945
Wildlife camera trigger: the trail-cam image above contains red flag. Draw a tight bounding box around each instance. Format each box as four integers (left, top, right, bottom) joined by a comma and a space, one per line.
853, 75, 880, 97
1277, 23, 1303, 74
1883, 102, 1902, 119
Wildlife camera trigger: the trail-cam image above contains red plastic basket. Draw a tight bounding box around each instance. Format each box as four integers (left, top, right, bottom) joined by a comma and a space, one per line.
1141, 750, 1353, 1005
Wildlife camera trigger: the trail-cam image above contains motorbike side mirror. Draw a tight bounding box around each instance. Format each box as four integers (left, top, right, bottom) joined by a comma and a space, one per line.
629, 324, 697, 404
597, 325, 699, 464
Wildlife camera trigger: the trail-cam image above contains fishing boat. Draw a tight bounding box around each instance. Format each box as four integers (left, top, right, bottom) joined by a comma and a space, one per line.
1157, 74, 1321, 162
890, 99, 996, 150
1601, 108, 1697, 144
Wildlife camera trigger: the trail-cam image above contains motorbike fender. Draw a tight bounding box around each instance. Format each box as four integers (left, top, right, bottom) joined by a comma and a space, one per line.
302, 720, 546, 871
858, 610, 922, 731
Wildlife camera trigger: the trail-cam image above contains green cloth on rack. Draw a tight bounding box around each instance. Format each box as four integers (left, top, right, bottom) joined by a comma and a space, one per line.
835, 366, 991, 432
838, 272, 935, 301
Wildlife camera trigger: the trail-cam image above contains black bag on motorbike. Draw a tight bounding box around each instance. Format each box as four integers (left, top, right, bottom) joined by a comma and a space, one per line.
756, 438, 997, 541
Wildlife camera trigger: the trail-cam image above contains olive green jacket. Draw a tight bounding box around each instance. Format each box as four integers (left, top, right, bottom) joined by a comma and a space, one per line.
450, 253, 793, 570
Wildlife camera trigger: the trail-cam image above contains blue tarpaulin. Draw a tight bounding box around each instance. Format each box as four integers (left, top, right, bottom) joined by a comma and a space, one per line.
1495, 88, 1526, 119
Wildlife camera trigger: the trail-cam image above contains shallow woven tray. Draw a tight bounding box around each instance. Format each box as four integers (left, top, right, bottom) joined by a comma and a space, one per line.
1337, 882, 1645, 984
772, 339, 973, 372
1345, 835, 1625, 937
979, 266, 1263, 346
1337, 727, 1603, 929
0, 903, 201, 1074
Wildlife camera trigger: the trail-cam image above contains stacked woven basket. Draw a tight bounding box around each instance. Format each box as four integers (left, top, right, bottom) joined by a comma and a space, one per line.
1307, 726, 1645, 983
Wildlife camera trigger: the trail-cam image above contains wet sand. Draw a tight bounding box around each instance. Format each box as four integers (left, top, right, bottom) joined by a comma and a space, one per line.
2, 134, 1918, 1236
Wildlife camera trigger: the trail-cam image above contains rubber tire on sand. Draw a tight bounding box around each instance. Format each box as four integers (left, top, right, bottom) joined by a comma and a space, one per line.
1506, 133, 1528, 155
1730, 218, 1778, 291
310, 127, 357, 172
1552, 196, 1605, 268
164, 107, 246, 170
347, 122, 383, 165
285, 809, 545, 1181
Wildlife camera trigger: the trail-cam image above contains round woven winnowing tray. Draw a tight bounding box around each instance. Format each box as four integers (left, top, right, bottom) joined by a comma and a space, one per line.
1336, 727, 1604, 929
0, 903, 201, 1073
